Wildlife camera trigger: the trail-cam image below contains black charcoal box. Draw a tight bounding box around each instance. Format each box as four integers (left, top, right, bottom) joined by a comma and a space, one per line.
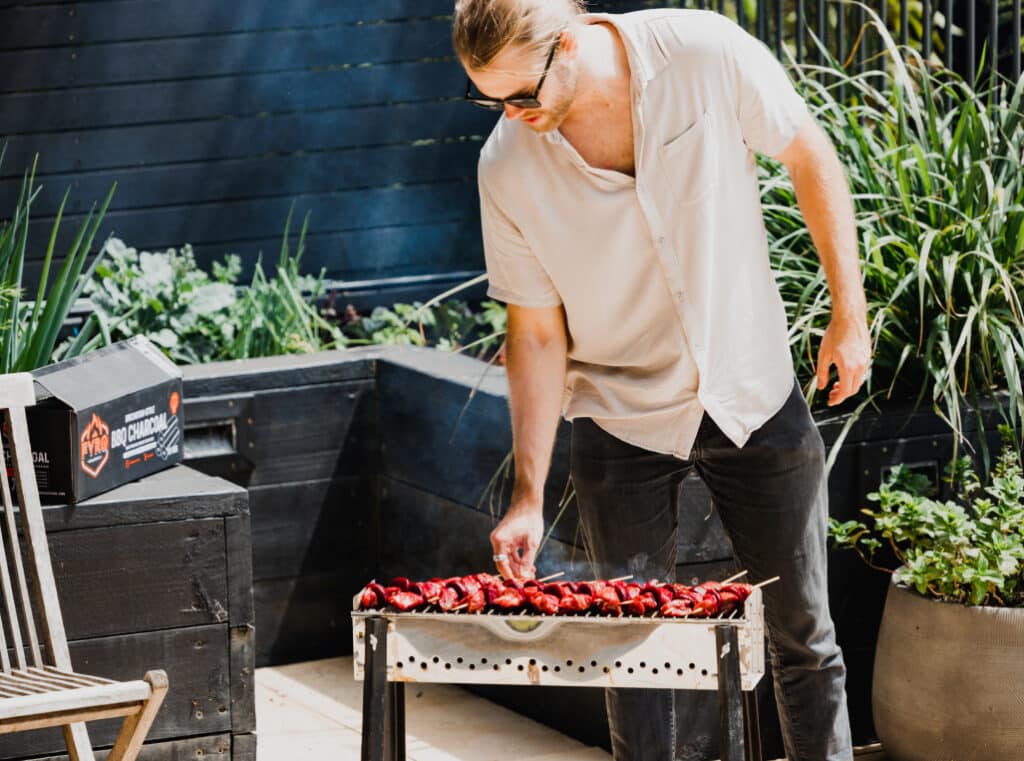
6, 336, 184, 504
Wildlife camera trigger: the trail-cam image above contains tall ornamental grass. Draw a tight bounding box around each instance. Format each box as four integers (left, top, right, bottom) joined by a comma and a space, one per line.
0, 146, 114, 374
764, 5, 1024, 470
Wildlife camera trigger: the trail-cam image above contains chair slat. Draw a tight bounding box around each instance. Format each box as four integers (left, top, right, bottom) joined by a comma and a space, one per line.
37, 668, 114, 687
5, 407, 67, 670
0, 674, 52, 694
0, 680, 152, 722
0, 428, 22, 672
0, 376, 34, 409
0, 683, 36, 697
6, 670, 77, 693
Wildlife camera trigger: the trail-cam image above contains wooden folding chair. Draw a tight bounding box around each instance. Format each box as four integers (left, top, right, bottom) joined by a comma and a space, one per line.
0, 372, 168, 761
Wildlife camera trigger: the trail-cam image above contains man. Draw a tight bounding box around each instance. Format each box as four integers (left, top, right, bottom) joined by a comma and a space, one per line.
453, 1, 869, 759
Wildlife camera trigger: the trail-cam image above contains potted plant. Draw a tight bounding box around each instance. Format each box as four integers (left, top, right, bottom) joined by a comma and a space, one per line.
829, 425, 1024, 761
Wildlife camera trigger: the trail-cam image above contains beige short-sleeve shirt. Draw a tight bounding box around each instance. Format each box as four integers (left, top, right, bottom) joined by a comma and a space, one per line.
478, 9, 811, 457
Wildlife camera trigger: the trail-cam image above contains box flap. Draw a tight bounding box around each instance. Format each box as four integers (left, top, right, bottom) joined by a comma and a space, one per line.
32, 336, 182, 410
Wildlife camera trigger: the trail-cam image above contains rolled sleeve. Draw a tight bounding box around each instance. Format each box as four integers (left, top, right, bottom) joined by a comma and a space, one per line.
479, 174, 562, 308
725, 20, 810, 158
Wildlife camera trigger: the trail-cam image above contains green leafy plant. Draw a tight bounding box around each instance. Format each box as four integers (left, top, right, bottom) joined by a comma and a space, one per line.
829, 425, 1024, 606
68, 209, 346, 363
227, 210, 346, 358
342, 297, 507, 361
762, 6, 1024, 470
64, 239, 240, 364
1, 147, 115, 373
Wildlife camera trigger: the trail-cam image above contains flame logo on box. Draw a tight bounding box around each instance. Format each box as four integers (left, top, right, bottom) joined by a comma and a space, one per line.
80, 412, 110, 479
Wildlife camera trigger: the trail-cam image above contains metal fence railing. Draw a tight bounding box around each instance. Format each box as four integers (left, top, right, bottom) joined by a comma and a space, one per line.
656, 1, 1023, 87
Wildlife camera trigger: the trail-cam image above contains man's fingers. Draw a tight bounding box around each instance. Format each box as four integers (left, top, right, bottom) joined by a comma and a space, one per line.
496, 558, 514, 579
816, 347, 832, 390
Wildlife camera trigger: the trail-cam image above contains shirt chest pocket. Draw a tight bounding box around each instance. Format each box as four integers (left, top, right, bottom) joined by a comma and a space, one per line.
658, 109, 717, 207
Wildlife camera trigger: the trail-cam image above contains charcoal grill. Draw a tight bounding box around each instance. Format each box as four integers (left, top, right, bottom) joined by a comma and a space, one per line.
352, 586, 766, 761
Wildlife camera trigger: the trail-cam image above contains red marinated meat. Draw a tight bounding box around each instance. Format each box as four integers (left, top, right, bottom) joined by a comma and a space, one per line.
558, 593, 592, 613
623, 598, 647, 615
595, 587, 622, 615
614, 583, 641, 602
390, 577, 411, 591
445, 578, 469, 599
576, 581, 607, 597
543, 582, 570, 596
661, 599, 694, 617
492, 588, 526, 609
640, 592, 659, 612
527, 591, 560, 615
360, 587, 381, 609
653, 585, 675, 606
387, 590, 425, 611
417, 580, 444, 601
437, 586, 460, 611
466, 588, 486, 613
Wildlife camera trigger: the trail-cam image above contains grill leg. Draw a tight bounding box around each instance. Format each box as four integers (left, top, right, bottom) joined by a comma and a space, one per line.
361, 617, 389, 761
387, 682, 406, 761
716, 625, 746, 761
743, 688, 763, 761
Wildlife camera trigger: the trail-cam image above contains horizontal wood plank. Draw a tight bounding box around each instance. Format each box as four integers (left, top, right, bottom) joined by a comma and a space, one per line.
248, 477, 374, 581
0, 61, 466, 134
0, 102, 497, 178
241, 380, 377, 487
23, 179, 477, 255
0, 20, 454, 93
0, 0, 456, 49
254, 572, 355, 667
181, 350, 377, 397
0, 142, 481, 215
51, 518, 231, 639
0, 732, 233, 761
38, 465, 247, 531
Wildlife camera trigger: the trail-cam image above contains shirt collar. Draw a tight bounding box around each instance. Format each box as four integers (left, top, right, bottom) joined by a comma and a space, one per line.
579, 11, 671, 86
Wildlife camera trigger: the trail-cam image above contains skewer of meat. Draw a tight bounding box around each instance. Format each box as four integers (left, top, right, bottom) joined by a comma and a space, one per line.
359, 574, 758, 617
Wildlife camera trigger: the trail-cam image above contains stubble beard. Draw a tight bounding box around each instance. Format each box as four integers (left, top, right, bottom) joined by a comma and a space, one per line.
523, 65, 578, 134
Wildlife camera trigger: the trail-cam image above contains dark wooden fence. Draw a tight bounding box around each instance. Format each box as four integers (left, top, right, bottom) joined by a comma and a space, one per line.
2, 1, 1019, 304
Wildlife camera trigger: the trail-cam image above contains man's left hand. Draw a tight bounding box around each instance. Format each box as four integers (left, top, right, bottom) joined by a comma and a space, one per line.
816, 315, 871, 406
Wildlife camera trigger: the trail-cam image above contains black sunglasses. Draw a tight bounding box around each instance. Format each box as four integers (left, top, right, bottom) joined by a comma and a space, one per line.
464, 33, 562, 111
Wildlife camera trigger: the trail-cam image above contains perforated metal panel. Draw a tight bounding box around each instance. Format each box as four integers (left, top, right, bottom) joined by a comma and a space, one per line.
352, 587, 765, 691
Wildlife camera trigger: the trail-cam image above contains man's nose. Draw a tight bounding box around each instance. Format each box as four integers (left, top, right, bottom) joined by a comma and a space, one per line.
504, 103, 526, 120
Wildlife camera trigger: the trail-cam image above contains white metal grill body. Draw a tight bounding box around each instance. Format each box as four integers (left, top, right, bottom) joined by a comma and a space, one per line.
352, 587, 765, 691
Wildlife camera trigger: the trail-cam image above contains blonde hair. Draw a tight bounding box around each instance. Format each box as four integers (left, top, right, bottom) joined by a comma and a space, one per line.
453, 0, 586, 71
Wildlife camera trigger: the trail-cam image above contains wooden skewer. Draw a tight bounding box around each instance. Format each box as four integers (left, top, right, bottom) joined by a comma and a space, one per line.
450, 603, 468, 612
720, 570, 748, 584
536, 571, 565, 583
752, 575, 781, 590
608, 575, 634, 583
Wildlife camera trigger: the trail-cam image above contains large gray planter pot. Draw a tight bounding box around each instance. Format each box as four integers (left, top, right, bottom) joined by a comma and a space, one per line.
872, 573, 1024, 760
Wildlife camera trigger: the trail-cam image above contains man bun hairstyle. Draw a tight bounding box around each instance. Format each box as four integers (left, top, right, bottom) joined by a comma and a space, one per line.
453, 0, 586, 71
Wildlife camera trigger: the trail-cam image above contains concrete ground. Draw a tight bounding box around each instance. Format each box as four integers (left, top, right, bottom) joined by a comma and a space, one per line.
255, 656, 887, 761
255, 656, 612, 761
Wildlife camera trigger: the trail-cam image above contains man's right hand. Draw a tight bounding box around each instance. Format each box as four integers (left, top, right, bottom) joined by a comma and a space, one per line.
489, 499, 545, 580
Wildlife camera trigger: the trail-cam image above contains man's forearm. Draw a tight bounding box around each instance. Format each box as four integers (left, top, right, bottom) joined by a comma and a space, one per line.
788, 129, 867, 321
504, 314, 568, 507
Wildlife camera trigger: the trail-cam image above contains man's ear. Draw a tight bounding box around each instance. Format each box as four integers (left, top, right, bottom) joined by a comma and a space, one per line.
559, 27, 579, 59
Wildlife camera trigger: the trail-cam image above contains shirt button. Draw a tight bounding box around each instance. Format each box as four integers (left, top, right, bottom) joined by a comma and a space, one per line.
657, 236, 666, 245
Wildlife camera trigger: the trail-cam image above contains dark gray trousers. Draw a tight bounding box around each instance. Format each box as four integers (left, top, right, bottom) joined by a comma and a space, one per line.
570, 377, 854, 761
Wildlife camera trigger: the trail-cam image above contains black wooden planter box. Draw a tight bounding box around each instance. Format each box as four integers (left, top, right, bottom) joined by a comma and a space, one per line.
0, 465, 254, 761
182, 351, 379, 667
